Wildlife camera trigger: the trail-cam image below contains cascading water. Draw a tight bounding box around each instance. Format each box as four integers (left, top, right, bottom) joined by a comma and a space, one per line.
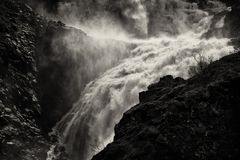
47, 0, 235, 160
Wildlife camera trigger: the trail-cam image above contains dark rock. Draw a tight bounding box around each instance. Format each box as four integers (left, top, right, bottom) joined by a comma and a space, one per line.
0, 0, 50, 159
139, 76, 186, 103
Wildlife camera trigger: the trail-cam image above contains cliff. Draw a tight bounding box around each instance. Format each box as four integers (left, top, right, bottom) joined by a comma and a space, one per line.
0, 0, 89, 159
0, 0, 49, 159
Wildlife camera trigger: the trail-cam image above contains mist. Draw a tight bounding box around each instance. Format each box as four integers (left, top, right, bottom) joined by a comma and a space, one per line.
39, 0, 236, 160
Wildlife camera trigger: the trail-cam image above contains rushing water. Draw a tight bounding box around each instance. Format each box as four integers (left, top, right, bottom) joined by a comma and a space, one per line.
47, 1, 235, 160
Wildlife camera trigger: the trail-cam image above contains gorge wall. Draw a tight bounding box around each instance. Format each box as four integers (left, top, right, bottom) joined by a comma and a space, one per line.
0, 0, 48, 159
0, 0, 133, 159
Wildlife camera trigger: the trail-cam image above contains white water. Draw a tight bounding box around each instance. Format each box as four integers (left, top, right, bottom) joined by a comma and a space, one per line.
47, 1, 235, 160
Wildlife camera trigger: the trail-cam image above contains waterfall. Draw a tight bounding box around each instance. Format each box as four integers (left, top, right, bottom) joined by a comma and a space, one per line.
47, 1, 235, 160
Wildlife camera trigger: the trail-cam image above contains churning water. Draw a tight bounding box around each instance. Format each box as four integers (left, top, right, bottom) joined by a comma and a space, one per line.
47, 0, 235, 160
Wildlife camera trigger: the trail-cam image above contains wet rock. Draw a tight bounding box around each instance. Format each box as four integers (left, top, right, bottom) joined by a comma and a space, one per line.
140, 76, 186, 103
0, 0, 50, 159
4, 108, 11, 114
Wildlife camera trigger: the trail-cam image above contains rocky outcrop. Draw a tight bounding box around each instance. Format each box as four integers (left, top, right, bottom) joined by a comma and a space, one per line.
0, 0, 49, 159
92, 52, 240, 160
0, 0, 92, 158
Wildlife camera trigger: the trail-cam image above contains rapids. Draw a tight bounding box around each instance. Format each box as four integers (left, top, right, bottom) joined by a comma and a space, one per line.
47, 0, 235, 160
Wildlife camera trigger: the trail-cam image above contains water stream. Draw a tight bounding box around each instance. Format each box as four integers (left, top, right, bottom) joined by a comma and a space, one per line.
46, 1, 235, 160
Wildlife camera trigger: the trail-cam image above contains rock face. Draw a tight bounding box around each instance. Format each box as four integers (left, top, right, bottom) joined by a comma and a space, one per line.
0, 0, 93, 158
92, 52, 240, 160
0, 0, 133, 158
0, 0, 49, 159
